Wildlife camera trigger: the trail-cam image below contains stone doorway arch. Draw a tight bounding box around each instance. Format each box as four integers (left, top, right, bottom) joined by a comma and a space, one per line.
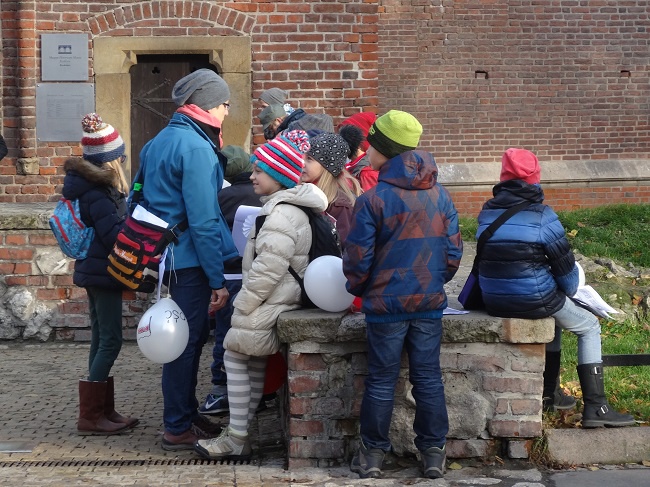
93, 37, 251, 180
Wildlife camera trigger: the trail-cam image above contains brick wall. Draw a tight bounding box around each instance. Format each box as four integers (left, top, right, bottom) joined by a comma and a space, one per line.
377, 1, 650, 164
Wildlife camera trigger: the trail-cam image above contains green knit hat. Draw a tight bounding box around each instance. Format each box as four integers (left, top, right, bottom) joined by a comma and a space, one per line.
222, 145, 252, 182
366, 110, 423, 159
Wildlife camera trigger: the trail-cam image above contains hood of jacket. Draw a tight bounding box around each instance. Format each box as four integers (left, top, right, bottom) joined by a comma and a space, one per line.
259, 182, 328, 215
484, 179, 545, 210
62, 158, 116, 200
378, 150, 438, 191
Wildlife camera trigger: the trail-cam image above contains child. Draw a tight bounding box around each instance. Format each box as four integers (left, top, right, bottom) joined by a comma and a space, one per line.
338, 112, 379, 191
342, 110, 463, 480
300, 132, 363, 242
62, 113, 138, 435
194, 130, 329, 461
476, 148, 635, 429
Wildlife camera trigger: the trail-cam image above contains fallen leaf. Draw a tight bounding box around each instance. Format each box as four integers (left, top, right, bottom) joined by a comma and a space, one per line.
448, 462, 463, 470
567, 229, 578, 238
577, 222, 586, 227
588, 466, 600, 471
642, 460, 650, 467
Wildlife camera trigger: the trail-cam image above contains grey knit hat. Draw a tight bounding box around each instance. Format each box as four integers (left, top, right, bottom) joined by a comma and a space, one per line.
307, 133, 350, 177
288, 113, 334, 134
259, 87, 288, 106
259, 104, 286, 130
171, 69, 230, 110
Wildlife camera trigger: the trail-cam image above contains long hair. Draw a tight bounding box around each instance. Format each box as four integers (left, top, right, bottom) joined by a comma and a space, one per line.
104, 158, 129, 194
317, 168, 363, 207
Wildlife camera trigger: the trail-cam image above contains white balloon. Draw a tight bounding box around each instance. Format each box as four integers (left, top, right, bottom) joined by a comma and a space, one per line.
136, 297, 189, 364
304, 255, 355, 312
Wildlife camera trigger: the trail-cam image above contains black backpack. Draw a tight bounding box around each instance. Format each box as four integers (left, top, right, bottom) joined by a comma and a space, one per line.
254, 203, 342, 308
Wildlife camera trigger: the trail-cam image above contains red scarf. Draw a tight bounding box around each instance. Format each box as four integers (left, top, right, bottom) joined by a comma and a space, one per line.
176, 104, 223, 148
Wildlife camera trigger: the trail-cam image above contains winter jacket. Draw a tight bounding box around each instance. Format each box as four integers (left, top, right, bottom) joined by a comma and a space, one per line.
135, 112, 238, 290
217, 172, 263, 274
326, 187, 355, 243
223, 183, 329, 356
62, 158, 127, 289
476, 180, 579, 319
343, 150, 463, 323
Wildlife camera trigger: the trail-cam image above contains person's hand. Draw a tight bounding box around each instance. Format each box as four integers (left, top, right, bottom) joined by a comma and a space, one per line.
209, 287, 229, 313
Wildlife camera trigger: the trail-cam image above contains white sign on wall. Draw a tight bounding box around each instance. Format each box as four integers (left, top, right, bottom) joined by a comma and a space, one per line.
41, 33, 89, 81
36, 83, 95, 142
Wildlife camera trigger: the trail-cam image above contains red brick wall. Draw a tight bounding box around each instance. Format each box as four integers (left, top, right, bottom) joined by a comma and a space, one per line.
377, 0, 650, 165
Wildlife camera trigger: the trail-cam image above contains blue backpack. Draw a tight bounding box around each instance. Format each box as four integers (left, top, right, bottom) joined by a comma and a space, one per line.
49, 197, 95, 259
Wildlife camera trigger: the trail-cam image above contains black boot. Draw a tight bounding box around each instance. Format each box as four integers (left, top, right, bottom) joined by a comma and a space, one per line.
543, 351, 576, 412
577, 363, 636, 428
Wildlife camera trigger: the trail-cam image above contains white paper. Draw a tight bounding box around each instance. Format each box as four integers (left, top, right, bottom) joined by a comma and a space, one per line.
132, 204, 169, 228
575, 262, 586, 287
232, 205, 262, 257
443, 306, 469, 315
571, 285, 619, 319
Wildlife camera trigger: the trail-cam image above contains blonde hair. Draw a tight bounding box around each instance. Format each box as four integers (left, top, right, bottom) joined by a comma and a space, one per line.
104, 158, 129, 194
316, 168, 363, 207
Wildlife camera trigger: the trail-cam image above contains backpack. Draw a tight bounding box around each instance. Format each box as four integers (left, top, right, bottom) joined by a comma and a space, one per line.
106, 166, 188, 293
254, 203, 342, 308
49, 197, 95, 259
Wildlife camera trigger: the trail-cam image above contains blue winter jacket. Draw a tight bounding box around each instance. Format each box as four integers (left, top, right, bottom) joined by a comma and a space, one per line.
135, 112, 238, 290
476, 180, 579, 318
343, 150, 463, 323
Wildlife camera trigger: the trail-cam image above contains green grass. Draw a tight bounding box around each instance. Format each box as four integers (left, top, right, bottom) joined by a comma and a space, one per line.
460, 203, 650, 425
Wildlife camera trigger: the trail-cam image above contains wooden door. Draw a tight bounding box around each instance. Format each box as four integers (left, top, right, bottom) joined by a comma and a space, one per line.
129, 55, 219, 179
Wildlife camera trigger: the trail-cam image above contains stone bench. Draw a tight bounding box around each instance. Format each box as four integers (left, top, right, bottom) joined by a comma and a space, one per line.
276, 308, 554, 468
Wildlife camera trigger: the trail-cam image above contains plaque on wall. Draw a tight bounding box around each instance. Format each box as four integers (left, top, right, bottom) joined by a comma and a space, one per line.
36, 83, 95, 142
41, 33, 89, 81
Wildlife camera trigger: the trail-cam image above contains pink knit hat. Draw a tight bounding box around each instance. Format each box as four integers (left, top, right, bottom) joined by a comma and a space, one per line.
500, 148, 541, 184
253, 130, 310, 188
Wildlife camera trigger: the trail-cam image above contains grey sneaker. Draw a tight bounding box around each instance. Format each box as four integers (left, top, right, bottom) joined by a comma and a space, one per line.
350, 442, 385, 479
421, 445, 446, 479
194, 427, 252, 461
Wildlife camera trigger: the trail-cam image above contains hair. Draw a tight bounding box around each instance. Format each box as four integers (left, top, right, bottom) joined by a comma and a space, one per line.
316, 167, 363, 207
104, 158, 129, 194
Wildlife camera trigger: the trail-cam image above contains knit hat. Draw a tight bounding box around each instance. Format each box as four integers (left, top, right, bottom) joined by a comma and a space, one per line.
253, 130, 310, 189
339, 112, 377, 151
80, 113, 125, 166
367, 110, 422, 159
307, 133, 350, 177
259, 104, 286, 130
222, 145, 253, 181
500, 148, 541, 184
171, 69, 230, 110
288, 113, 334, 134
259, 87, 288, 106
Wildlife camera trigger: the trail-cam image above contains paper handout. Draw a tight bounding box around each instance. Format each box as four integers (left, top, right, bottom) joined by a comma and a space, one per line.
132, 204, 169, 228
570, 263, 619, 319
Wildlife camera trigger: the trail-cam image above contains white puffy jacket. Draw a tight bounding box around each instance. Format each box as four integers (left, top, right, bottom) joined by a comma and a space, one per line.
223, 183, 328, 356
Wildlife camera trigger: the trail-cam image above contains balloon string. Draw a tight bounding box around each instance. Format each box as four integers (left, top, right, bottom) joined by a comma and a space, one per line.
166, 244, 176, 299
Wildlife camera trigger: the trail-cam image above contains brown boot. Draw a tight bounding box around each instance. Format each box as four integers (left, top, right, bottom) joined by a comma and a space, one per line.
78, 380, 129, 435
105, 377, 139, 428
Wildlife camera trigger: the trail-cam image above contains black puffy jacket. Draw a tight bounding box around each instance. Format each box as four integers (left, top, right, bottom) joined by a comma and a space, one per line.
61, 158, 126, 289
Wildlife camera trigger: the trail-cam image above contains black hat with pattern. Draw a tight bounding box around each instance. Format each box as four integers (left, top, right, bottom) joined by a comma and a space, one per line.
307, 133, 350, 177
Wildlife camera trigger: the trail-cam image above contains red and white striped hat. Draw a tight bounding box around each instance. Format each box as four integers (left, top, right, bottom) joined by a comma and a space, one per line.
253, 130, 309, 188
81, 113, 125, 166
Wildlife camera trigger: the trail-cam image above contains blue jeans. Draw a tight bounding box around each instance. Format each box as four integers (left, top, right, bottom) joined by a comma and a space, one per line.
162, 267, 211, 434
210, 279, 242, 395
552, 297, 602, 364
360, 318, 448, 452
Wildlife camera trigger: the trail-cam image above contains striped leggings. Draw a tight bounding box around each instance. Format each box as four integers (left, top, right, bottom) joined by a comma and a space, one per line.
224, 349, 268, 435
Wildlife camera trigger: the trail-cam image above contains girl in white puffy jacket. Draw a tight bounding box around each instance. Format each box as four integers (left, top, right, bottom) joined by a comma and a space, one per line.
195, 130, 329, 461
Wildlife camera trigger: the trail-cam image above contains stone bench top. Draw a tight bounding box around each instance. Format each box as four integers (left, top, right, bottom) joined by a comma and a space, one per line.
277, 308, 554, 347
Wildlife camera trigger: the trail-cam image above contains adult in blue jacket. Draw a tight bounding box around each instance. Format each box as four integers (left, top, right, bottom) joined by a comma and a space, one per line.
476, 148, 634, 428
135, 69, 239, 450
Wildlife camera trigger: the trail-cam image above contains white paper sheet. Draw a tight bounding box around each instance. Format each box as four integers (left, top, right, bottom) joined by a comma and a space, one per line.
132, 204, 169, 228
232, 205, 262, 256
443, 306, 469, 315
571, 285, 619, 319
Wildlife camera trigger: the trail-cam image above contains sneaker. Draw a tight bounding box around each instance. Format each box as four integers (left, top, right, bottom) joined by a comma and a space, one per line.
194, 427, 252, 461
421, 445, 446, 479
199, 393, 229, 416
161, 429, 199, 451
350, 442, 385, 479
191, 414, 223, 438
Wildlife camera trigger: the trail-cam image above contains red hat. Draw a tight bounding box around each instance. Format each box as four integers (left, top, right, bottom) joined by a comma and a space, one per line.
338, 112, 377, 151
500, 148, 541, 184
